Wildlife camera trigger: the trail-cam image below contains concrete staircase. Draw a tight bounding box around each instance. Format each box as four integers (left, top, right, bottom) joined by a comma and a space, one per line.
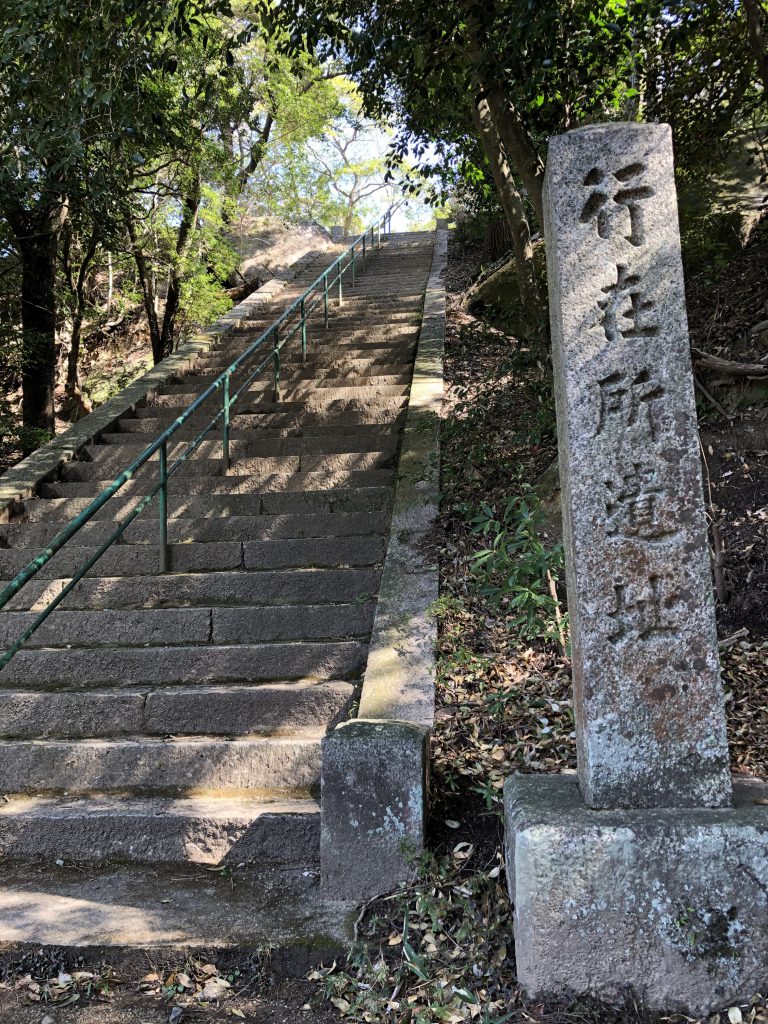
0, 231, 435, 870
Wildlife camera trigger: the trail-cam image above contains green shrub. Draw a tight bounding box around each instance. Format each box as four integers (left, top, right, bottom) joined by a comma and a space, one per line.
468, 486, 567, 643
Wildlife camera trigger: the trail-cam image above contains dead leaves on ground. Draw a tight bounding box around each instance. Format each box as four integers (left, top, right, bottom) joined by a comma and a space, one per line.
723, 640, 768, 777
139, 959, 238, 1008
314, 846, 515, 1024
9, 958, 240, 1011
8, 967, 121, 1005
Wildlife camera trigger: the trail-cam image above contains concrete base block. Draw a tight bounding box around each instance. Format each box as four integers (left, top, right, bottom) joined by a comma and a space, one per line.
321, 720, 428, 899
505, 773, 768, 1015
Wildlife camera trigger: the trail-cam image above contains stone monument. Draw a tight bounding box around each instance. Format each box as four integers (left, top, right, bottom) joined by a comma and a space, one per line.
504, 123, 768, 1013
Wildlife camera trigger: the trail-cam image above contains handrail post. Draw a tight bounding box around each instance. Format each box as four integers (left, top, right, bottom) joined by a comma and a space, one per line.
300, 297, 307, 363
377, 221, 381, 250
323, 272, 329, 328
222, 371, 231, 474
362, 234, 366, 265
158, 441, 168, 573
273, 325, 280, 402
351, 244, 356, 287
338, 259, 343, 308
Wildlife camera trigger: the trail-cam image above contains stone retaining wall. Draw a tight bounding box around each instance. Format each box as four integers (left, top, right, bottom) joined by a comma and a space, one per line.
320, 224, 447, 899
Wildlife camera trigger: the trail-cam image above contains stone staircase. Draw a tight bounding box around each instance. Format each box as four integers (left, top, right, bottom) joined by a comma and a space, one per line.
0, 231, 435, 870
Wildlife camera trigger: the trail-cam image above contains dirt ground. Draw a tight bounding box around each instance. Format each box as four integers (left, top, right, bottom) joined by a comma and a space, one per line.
0, 945, 339, 1023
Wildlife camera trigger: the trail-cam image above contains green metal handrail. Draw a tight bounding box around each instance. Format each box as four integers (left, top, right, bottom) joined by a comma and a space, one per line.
0, 203, 402, 668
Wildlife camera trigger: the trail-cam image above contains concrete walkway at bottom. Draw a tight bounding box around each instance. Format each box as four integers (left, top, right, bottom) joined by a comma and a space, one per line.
0, 860, 353, 949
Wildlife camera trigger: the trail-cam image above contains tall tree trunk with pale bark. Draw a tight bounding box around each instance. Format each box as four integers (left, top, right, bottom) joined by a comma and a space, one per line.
471, 84, 542, 332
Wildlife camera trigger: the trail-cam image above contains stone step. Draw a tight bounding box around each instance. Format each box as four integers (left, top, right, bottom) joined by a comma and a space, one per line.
0, 601, 374, 649
111, 418, 401, 442
0, 640, 367, 689
157, 381, 409, 402
0, 680, 355, 738
297, 293, 426, 306
322, 294, 425, 306
16, 486, 392, 523
0, 858, 351, 951
232, 314, 419, 335
217, 339, 417, 361
130, 400, 406, 424
172, 376, 411, 399
211, 319, 421, 344
193, 355, 409, 377
60, 451, 393, 483
92, 432, 399, 455
243, 309, 419, 329
0, 511, 388, 548
0, 733, 326, 795
274, 347, 414, 364
0, 794, 321, 865
94, 432, 399, 456
0, 534, 385, 578
144, 390, 408, 412
40, 469, 393, 498
185, 360, 410, 383
0, 567, 380, 612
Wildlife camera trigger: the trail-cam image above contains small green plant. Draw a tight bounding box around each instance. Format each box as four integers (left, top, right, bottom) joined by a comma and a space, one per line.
428, 595, 465, 620
468, 486, 567, 644
313, 846, 513, 1023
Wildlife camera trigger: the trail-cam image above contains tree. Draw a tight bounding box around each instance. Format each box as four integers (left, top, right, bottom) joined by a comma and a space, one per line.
258, 0, 650, 334
123, 19, 248, 364
303, 90, 393, 233
0, 0, 232, 437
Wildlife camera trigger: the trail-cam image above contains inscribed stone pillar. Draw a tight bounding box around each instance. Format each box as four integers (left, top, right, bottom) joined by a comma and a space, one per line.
544, 123, 732, 809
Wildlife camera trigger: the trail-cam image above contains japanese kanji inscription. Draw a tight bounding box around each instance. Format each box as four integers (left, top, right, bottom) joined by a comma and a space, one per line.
544, 123, 732, 809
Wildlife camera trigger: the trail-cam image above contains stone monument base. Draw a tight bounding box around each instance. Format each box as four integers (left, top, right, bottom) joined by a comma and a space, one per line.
504, 773, 768, 1014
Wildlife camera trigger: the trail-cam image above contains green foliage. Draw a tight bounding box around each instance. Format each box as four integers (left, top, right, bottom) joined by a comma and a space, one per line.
468, 487, 567, 642
677, 190, 745, 286
258, 0, 656, 211
178, 270, 233, 338
313, 847, 512, 1024
645, 2, 763, 178
0, 0, 233, 237
243, 81, 393, 229
0, 0, 347, 440
644, 2, 767, 279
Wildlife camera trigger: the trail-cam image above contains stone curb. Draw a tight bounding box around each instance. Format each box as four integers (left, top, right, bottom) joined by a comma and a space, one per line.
357, 227, 446, 726
320, 227, 447, 899
0, 242, 333, 524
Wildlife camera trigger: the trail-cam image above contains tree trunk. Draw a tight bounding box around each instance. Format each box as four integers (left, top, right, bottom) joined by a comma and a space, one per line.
481, 86, 546, 230
62, 226, 99, 397
66, 311, 84, 395
237, 113, 273, 195
5, 201, 66, 440
461, 6, 546, 229
19, 233, 59, 437
107, 252, 113, 314
159, 180, 201, 359
744, 0, 768, 97
471, 84, 542, 331
127, 218, 163, 364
